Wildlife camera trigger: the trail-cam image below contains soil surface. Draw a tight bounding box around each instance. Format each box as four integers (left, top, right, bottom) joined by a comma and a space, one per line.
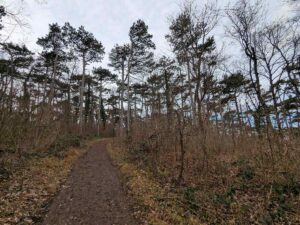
42, 140, 137, 225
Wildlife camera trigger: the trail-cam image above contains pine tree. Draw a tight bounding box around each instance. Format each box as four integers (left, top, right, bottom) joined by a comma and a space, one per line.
93, 67, 116, 134
63, 23, 105, 134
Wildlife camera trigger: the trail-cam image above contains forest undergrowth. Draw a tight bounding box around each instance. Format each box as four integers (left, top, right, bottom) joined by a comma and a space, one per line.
111, 116, 300, 225
0, 133, 98, 225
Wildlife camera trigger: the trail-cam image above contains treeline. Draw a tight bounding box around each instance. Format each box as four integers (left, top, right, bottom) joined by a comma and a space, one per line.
110, 0, 300, 183
108, 0, 300, 138
110, 1, 300, 224
0, 0, 299, 166
0, 17, 115, 153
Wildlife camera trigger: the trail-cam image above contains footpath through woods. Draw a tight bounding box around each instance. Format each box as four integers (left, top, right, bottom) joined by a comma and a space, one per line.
42, 140, 137, 225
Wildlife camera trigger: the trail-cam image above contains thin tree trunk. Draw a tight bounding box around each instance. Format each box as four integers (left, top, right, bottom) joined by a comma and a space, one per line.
234, 93, 242, 129
127, 72, 131, 134
98, 82, 102, 136
120, 63, 125, 136
9, 57, 14, 113
187, 60, 195, 124
48, 53, 58, 105
79, 56, 86, 135
176, 110, 185, 184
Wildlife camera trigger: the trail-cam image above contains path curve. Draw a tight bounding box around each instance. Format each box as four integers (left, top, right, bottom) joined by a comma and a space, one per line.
42, 140, 137, 225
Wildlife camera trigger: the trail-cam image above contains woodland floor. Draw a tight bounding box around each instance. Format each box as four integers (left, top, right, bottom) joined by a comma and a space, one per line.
42, 140, 137, 225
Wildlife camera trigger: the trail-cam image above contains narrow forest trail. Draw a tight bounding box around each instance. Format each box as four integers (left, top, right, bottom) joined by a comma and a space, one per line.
42, 140, 137, 225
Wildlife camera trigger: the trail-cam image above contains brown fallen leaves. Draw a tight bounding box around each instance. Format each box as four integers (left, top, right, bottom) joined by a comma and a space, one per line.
107, 143, 203, 225
108, 141, 300, 225
0, 145, 89, 225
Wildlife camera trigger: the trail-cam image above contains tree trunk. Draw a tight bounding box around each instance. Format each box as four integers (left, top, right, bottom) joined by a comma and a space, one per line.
98, 82, 102, 136
48, 53, 58, 106
85, 79, 91, 124
164, 69, 172, 127
176, 111, 185, 184
127, 72, 131, 134
120, 63, 125, 136
79, 55, 86, 135
9, 57, 14, 113
234, 93, 242, 129
187, 60, 195, 123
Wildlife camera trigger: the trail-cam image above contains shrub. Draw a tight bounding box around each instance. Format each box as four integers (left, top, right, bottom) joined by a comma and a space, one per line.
48, 134, 81, 157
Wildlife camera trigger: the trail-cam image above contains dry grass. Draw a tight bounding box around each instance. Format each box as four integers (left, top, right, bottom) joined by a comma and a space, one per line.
116, 116, 300, 224
107, 142, 203, 225
0, 140, 96, 225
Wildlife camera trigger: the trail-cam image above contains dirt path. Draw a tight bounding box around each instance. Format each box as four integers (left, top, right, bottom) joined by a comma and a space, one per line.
42, 140, 137, 225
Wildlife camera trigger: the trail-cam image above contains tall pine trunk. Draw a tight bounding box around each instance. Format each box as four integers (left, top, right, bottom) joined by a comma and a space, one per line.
79, 55, 86, 135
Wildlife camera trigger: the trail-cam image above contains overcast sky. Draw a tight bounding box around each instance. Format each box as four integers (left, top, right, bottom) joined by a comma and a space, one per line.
0, 0, 292, 70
